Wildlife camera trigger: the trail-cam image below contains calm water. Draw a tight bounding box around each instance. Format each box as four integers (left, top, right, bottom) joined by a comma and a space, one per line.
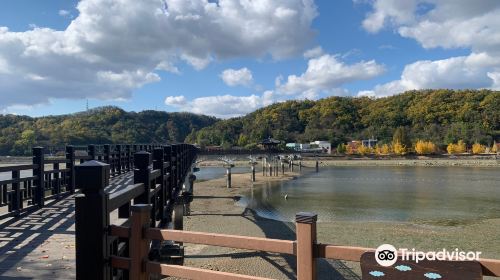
238, 166, 500, 225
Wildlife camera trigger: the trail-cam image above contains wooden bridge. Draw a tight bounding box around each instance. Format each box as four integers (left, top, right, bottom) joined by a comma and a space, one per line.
1, 144, 500, 279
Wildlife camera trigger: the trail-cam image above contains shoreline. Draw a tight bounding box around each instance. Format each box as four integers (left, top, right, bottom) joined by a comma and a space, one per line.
197, 158, 499, 167
179, 168, 500, 279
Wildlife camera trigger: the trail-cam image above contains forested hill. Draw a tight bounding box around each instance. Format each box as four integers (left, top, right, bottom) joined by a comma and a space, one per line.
0, 106, 217, 155
186, 89, 500, 149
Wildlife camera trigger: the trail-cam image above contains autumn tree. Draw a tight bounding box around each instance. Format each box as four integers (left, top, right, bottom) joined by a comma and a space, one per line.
472, 143, 486, 154
414, 140, 437, 155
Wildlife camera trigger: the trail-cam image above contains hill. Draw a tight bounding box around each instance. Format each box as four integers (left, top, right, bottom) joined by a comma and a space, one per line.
0, 106, 217, 155
186, 89, 500, 150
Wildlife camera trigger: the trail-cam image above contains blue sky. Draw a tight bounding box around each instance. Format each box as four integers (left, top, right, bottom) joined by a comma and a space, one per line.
0, 0, 498, 118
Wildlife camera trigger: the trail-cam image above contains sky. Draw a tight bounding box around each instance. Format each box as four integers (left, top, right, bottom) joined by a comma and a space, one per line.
0, 0, 499, 118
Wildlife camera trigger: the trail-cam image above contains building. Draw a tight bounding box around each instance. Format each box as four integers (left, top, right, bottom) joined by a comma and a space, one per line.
361, 138, 378, 148
310, 141, 332, 154
260, 137, 281, 151
286, 143, 311, 151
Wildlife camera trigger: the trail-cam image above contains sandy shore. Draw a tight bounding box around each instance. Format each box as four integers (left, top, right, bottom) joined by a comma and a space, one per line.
175, 169, 500, 279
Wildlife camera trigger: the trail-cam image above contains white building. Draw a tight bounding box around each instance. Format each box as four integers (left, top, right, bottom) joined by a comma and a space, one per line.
310, 141, 332, 154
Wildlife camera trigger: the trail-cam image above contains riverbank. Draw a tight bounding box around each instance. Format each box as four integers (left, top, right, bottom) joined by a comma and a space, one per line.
178, 168, 500, 279
197, 157, 499, 168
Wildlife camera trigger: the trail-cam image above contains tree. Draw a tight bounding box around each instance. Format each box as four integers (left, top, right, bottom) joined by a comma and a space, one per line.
472, 143, 486, 154
392, 126, 410, 148
375, 144, 391, 155
414, 140, 437, 155
447, 140, 467, 154
392, 141, 407, 155
336, 143, 347, 154
237, 134, 248, 147
13, 129, 36, 155
357, 145, 373, 155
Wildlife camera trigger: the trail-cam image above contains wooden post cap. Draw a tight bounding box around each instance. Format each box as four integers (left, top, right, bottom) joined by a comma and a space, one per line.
131, 204, 152, 213
296, 212, 318, 224
75, 160, 110, 190
134, 152, 152, 168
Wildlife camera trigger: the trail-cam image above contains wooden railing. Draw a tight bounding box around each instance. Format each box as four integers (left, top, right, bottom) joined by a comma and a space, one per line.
74, 144, 197, 280
98, 205, 500, 280
0, 143, 164, 220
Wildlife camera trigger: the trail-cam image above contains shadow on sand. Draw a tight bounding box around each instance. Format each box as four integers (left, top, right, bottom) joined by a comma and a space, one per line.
189, 194, 360, 280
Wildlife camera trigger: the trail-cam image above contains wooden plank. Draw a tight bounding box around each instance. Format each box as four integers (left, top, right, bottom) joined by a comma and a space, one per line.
360, 252, 482, 280
315, 244, 500, 276
109, 225, 130, 238
146, 228, 295, 255
146, 262, 273, 280
0, 164, 38, 172
110, 256, 131, 270
107, 183, 144, 212
480, 258, 500, 277
315, 244, 373, 262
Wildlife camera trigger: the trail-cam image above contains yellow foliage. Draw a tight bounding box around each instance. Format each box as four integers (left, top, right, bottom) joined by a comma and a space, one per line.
492, 142, 498, 153
375, 144, 391, 155
447, 140, 467, 154
392, 141, 406, 155
414, 140, 437, 155
358, 145, 373, 155
472, 143, 486, 154
346, 145, 355, 155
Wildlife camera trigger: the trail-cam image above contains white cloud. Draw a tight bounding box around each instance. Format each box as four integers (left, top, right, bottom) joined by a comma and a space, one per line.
279, 54, 385, 96
58, 10, 71, 17
487, 72, 500, 90
165, 95, 187, 106
358, 53, 499, 97
359, 0, 500, 97
168, 52, 384, 118
0, 0, 318, 109
362, 0, 417, 33
303, 46, 324, 58
220, 68, 253, 87
165, 94, 264, 118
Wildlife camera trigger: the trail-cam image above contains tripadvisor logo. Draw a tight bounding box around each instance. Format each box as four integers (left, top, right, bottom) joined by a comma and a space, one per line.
375, 244, 398, 267
375, 244, 482, 267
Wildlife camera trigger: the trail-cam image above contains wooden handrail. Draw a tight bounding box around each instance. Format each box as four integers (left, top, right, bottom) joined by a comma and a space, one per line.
107, 183, 144, 213
110, 256, 131, 270
0, 164, 38, 172
479, 258, 500, 277
315, 244, 373, 262
146, 228, 296, 255
146, 262, 273, 280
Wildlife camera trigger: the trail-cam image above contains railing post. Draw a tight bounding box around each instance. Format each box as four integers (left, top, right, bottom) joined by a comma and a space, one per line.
164, 146, 173, 205
127, 145, 132, 171
296, 212, 317, 280
226, 167, 231, 188
66, 145, 76, 193
88, 145, 96, 160
32, 147, 45, 208
117, 145, 122, 175
104, 144, 110, 164
10, 170, 21, 215
153, 148, 166, 222
129, 205, 151, 280
134, 151, 152, 205
75, 161, 111, 280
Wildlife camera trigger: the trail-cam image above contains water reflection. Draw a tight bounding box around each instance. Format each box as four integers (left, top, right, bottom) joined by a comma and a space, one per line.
240, 166, 500, 225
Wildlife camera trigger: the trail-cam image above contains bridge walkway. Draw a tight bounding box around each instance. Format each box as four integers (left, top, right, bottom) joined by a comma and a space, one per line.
0, 171, 134, 279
